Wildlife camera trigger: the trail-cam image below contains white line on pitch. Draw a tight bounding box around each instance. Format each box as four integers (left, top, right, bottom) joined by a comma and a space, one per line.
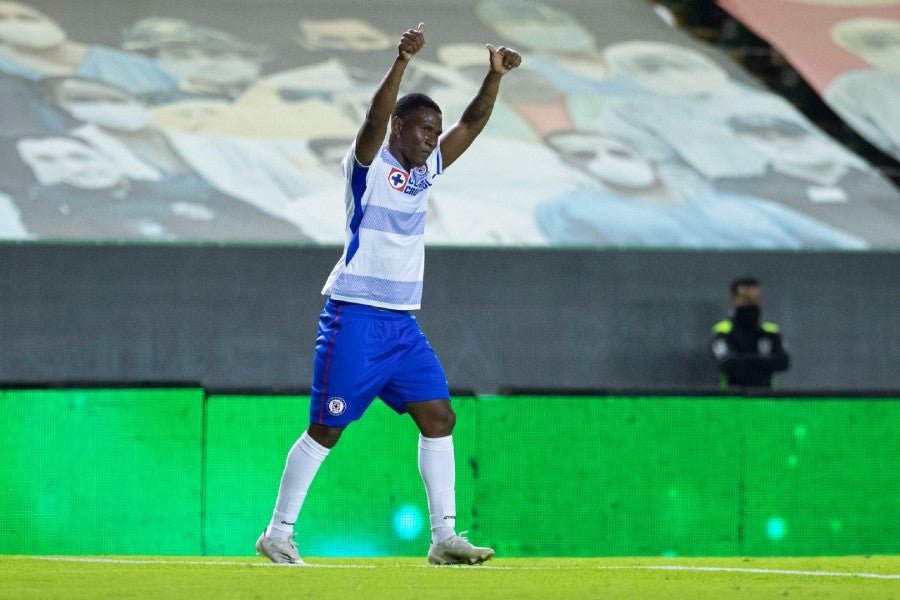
19, 557, 900, 578
24, 556, 374, 568
22, 556, 542, 570
599, 565, 900, 580
23, 556, 548, 569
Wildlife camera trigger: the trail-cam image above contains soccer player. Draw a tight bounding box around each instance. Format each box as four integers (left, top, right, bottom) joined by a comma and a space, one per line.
256, 23, 520, 565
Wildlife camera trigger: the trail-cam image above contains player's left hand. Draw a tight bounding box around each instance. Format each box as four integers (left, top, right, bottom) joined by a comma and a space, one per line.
486, 44, 521, 75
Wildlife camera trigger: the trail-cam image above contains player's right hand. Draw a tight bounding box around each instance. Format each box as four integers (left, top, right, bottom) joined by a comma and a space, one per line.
398, 23, 425, 61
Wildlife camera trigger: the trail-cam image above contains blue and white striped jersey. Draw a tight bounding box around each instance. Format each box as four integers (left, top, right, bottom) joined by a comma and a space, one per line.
322, 144, 443, 310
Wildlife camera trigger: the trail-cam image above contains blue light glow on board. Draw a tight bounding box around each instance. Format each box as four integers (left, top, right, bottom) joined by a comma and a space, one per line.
393, 504, 424, 540
766, 517, 787, 540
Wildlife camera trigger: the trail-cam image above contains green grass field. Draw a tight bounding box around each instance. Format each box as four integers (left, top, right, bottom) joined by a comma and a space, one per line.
1, 556, 897, 600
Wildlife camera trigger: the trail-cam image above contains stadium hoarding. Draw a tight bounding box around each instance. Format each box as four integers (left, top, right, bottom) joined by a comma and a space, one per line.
2, 389, 898, 557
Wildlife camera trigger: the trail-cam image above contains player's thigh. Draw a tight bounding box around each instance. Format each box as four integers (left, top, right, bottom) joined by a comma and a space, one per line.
309, 306, 394, 425
380, 323, 450, 414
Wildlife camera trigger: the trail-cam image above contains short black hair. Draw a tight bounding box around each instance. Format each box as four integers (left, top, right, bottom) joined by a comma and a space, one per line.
393, 92, 441, 119
729, 275, 760, 297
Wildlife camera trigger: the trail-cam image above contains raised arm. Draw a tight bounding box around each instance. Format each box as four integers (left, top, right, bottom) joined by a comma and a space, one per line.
439, 44, 521, 169
355, 23, 425, 166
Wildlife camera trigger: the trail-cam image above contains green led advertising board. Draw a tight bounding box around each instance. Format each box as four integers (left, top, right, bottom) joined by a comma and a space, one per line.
2, 390, 898, 557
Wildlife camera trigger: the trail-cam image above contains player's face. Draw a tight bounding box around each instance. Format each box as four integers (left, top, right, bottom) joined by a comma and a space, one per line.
297, 19, 390, 52
158, 44, 261, 88
551, 133, 657, 189
0, 1, 66, 49
150, 99, 230, 131
741, 127, 835, 168
491, 66, 559, 102
477, 0, 595, 53
853, 27, 900, 71
626, 48, 729, 96
18, 137, 125, 190
54, 79, 152, 132
392, 108, 442, 169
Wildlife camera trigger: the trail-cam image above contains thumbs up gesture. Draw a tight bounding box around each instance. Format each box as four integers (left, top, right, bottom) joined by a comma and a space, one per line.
487, 44, 522, 75
399, 23, 425, 61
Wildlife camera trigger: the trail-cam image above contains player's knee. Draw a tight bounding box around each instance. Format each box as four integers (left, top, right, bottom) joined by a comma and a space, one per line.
408, 399, 456, 437
428, 405, 456, 436
442, 407, 457, 432
307, 422, 344, 449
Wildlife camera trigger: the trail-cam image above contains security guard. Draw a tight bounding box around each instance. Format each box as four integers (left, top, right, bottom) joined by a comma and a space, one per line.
711, 276, 790, 389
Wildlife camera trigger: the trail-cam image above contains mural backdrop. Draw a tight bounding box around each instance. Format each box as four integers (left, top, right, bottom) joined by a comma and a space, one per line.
1, 0, 899, 248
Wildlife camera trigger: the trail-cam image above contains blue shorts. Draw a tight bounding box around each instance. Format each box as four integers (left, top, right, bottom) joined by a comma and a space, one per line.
309, 299, 451, 427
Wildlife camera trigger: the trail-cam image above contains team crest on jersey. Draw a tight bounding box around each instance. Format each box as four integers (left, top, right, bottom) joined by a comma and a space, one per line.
327, 397, 347, 416
388, 167, 408, 191
406, 165, 432, 195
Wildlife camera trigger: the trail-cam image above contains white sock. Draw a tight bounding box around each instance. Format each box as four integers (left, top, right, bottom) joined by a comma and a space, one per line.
266, 431, 329, 540
418, 434, 457, 544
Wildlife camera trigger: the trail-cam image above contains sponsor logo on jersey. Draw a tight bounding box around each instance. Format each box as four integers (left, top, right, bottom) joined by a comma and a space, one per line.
388, 168, 408, 191
387, 165, 434, 196
327, 396, 347, 416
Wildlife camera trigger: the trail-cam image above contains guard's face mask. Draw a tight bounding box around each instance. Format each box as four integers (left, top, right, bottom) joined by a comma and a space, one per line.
733, 304, 761, 329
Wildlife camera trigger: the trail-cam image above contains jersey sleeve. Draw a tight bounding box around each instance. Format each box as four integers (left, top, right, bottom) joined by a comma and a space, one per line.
427, 145, 443, 178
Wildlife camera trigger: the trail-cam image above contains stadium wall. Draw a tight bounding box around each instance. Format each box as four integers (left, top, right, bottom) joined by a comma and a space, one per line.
1, 243, 898, 392
1, 388, 898, 558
